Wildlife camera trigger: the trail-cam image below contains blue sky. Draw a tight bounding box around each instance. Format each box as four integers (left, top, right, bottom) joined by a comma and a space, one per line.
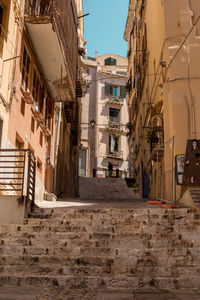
83, 0, 129, 58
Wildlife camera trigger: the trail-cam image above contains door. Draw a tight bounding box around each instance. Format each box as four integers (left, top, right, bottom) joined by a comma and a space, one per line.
79, 149, 87, 177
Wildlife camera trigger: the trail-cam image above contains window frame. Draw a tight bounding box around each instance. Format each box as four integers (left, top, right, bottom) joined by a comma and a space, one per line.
21, 44, 31, 91
109, 107, 121, 123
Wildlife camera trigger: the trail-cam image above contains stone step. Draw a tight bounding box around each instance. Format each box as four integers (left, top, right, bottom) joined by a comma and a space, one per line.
0, 274, 200, 290
0, 246, 116, 257
0, 264, 109, 277
1, 286, 200, 300
0, 287, 39, 300
2, 263, 200, 279
0, 229, 194, 243
0, 247, 199, 268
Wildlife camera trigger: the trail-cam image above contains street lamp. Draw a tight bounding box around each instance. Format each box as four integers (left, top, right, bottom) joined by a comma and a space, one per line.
90, 119, 96, 129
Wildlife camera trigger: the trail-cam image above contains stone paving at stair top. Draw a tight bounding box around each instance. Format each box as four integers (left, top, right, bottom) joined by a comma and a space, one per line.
36, 196, 187, 210
0, 286, 200, 299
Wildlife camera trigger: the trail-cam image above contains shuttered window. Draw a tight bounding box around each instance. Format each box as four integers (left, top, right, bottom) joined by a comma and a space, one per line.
105, 83, 125, 98
109, 108, 120, 122
22, 46, 31, 90
109, 134, 118, 153
120, 86, 125, 98
105, 82, 110, 95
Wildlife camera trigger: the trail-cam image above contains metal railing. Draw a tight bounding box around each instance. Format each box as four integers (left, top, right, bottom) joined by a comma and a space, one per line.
108, 96, 123, 105
107, 121, 123, 131
107, 150, 123, 159
0, 149, 36, 207
25, 0, 53, 17
151, 136, 176, 204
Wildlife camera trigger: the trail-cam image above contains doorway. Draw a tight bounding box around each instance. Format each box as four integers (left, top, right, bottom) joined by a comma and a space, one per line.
79, 149, 87, 177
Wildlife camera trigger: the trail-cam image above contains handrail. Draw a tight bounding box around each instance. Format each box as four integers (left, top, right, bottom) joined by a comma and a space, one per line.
0, 149, 36, 209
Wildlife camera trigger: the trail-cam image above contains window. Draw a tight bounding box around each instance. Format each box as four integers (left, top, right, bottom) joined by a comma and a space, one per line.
20, 97, 25, 116
21, 46, 31, 90
104, 57, 116, 66
0, 5, 3, 35
39, 131, 43, 147
109, 134, 119, 153
45, 99, 53, 131
37, 157, 42, 172
31, 117, 35, 133
105, 82, 125, 98
32, 70, 40, 105
32, 69, 44, 114
113, 86, 119, 97
109, 108, 120, 123
28, 143, 34, 155
0, 0, 11, 53
15, 134, 24, 149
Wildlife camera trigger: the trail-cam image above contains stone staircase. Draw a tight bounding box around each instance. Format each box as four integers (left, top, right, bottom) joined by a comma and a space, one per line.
180, 188, 200, 208
0, 207, 200, 298
190, 189, 200, 207
79, 177, 139, 200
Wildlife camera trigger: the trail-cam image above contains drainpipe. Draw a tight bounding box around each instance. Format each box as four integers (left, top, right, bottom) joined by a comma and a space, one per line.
53, 103, 62, 194
94, 63, 99, 175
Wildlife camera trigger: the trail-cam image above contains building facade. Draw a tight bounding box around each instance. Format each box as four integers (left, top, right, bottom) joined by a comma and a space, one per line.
124, 0, 200, 201
80, 53, 129, 178
0, 0, 84, 204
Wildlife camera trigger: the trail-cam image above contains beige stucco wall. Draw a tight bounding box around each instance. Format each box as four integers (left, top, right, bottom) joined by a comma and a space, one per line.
0, 196, 26, 224
80, 60, 97, 177
0, 0, 21, 147
125, 0, 200, 201
80, 54, 129, 177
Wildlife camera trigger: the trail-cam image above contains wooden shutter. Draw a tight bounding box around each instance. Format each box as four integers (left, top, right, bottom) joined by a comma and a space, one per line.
120, 86, 125, 98
105, 82, 110, 95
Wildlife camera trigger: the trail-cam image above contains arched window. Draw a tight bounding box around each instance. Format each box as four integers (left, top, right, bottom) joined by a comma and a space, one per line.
104, 57, 117, 66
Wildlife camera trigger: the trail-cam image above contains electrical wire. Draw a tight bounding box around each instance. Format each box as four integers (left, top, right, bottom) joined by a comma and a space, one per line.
166, 15, 200, 71
83, 72, 162, 84
81, 122, 129, 127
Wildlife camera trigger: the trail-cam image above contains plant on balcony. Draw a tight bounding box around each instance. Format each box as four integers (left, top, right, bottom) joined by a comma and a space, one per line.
32, 104, 43, 123
125, 122, 134, 136
40, 123, 51, 136
20, 86, 33, 104
125, 82, 131, 94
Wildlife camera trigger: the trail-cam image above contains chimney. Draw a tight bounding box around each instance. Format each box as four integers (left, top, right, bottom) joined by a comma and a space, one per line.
95, 51, 98, 60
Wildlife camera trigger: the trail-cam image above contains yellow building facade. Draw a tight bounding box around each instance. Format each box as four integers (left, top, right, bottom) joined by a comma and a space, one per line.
124, 0, 200, 203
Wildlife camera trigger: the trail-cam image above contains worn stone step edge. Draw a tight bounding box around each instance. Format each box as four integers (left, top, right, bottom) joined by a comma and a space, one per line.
1, 265, 200, 278
0, 275, 200, 289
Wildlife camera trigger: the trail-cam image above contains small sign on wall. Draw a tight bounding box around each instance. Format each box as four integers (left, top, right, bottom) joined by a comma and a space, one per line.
182, 139, 200, 186
175, 154, 185, 185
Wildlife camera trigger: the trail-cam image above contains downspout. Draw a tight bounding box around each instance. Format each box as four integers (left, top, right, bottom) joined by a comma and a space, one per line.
53, 103, 62, 194
95, 64, 99, 175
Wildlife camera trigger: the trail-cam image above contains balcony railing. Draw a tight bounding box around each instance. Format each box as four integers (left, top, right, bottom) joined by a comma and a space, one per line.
108, 96, 123, 105
107, 121, 123, 132
107, 151, 123, 160
25, 0, 53, 18
0, 149, 36, 210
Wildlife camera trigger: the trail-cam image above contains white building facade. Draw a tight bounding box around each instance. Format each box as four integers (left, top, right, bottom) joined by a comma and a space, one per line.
79, 53, 129, 178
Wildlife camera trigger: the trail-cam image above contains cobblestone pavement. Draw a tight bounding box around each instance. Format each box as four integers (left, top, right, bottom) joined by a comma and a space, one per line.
0, 287, 200, 299
36, 196, 187, 210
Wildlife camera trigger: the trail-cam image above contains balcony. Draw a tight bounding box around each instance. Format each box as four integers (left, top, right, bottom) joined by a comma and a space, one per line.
150, 146, 164, 162
106, 121, 123, 132
107, 151, 123, 160
24, 0, 77, 102
107, 96, 123, 105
